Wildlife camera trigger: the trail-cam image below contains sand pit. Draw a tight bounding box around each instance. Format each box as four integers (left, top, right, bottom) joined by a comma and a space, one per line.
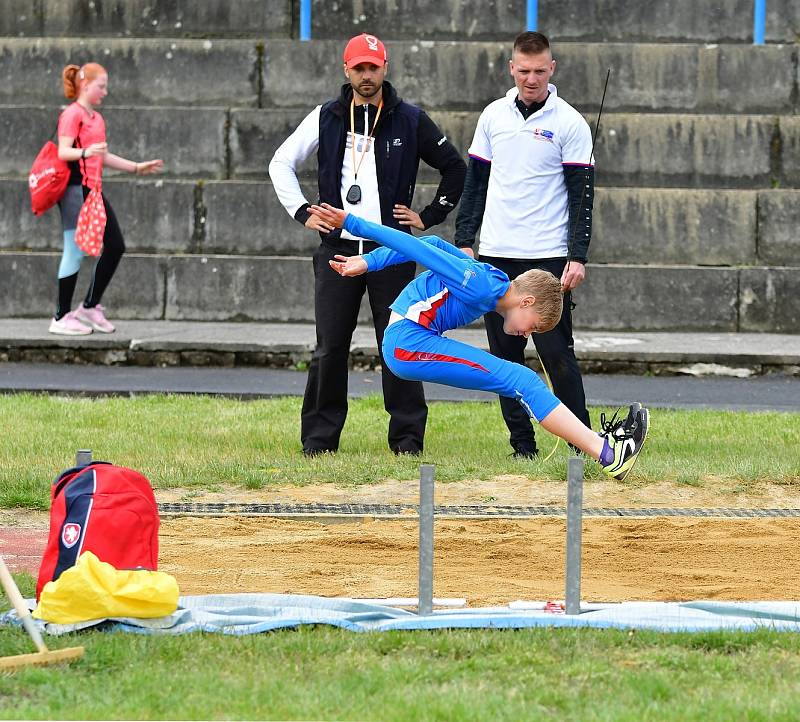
8, 479, 800, 604
159, 516, 800, 606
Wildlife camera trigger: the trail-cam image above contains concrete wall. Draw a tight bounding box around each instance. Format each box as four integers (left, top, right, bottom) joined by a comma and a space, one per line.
7, 105, 797, 189
3, 0, 797, 43
0, 1, 293, 38
7, 180, 800, 270
307, 0, 799, 44
1, 106, 229, 180
1, 10, 798, 333
0, 38, 260, 107
4, 250, 794, 331
2, 39, 797, 115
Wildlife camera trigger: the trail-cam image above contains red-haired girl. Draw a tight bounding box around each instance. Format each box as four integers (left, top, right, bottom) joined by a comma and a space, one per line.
49, 62, 163, 335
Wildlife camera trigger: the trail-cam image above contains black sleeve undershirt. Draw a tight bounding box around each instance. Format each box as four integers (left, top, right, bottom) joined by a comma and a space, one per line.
563, 164, 595, 264
453, 157, 490, 249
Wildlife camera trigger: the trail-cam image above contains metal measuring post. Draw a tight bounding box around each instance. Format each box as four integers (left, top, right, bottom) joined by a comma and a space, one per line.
418, 464, 435, 616
565, 456, 584, 615
75, 449, 92, 466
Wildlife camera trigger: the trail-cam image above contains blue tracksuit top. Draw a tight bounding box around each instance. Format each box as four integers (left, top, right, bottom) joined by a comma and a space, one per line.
344, 214, 511, 334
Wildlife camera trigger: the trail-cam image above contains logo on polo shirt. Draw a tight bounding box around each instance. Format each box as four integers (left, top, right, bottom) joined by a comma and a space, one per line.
532, 128, 554, 142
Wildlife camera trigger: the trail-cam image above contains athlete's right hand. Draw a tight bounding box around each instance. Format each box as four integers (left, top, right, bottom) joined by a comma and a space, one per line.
85, 142, 108, 157
329, 254, 367, 277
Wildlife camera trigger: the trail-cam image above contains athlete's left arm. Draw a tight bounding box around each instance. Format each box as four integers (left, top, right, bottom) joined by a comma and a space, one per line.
343, 213, 506, 306
310, 203, 475, 275
359, 229, 474, 273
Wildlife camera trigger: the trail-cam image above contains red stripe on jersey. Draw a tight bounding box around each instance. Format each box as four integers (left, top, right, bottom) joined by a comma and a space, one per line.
394, 347, 490, 373
417, 290, 449, 329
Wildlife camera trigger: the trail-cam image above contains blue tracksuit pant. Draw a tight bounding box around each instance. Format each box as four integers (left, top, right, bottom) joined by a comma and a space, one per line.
383, 318, 561, 422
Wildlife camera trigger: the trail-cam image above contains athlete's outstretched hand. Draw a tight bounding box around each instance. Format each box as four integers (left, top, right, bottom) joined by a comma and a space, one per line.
329, 254, 368, 277
309, 203, 347, 229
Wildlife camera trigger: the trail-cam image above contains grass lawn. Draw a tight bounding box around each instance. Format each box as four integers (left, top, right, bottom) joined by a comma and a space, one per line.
4, 573, 800, 721
1, 393, 799, 509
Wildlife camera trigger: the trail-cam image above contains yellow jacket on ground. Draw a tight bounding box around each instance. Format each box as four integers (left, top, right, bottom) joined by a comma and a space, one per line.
33, 551, 179, 624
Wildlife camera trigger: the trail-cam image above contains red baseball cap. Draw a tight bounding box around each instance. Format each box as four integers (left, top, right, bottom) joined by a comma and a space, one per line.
343, 33, 387, 68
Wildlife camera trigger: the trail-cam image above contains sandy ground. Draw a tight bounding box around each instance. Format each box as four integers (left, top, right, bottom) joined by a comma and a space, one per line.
6, 478, 800, 603
159, 515, 800, 605
156, 476, 800, 509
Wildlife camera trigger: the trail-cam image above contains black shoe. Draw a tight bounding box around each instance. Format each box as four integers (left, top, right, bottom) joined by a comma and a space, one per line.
303, 447, 336, 457
392, 447, 422, 457
510, 445, 538, 460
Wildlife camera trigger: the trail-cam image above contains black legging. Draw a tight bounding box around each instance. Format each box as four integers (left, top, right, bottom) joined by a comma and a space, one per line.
56, 184, 126, 319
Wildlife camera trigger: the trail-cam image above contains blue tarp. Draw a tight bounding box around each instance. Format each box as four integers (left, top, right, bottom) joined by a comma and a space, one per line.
5, 595, 800, 635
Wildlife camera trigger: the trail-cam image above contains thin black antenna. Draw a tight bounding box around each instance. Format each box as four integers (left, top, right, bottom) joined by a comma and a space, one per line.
566, 68, 611, 266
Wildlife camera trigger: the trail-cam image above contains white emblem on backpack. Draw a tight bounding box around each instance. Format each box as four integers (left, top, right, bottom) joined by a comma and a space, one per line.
62, 522, 81, 548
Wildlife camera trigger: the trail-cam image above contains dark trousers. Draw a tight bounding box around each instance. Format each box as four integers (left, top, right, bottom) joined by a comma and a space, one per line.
301, 242, 428, 453
56, 184, 126, 318
480, 256, 590, 453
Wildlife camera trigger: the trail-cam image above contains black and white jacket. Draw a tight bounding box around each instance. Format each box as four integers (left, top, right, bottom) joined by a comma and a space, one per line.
269, 81, 466, 243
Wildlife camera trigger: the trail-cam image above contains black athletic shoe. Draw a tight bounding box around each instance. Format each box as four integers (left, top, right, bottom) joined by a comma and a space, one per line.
393, 448, 422, 457
599, 403, 649, 481
303, 447, 336, 457
510, 446, 539, 460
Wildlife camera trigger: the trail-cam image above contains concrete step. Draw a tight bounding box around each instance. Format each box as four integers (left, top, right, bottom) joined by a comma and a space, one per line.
4, 0, 796, 44
0, 38, 260, 107
2, 0, 293, 39
1, 320, 798, 377
310, 0, 799, 44
233, 109, 798, 188
2, 38, 797, 114
2, 251, 797, 332
13, 105, 799, 188
2, 105, 228, 179
258, 40, 800, 115
6, 178, 800, 268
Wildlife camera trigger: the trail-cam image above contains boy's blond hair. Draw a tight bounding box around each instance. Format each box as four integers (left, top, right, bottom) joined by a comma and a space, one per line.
511, 269, 563, 332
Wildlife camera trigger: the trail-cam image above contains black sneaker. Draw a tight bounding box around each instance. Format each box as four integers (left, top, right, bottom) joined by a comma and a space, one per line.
599, 403, 649, 481
510, 445, 538, 460
303, 447, 336, 457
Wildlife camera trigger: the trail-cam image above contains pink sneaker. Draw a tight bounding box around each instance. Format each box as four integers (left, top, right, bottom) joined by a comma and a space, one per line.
74, 304, 115, 333
48, 311, 93, 336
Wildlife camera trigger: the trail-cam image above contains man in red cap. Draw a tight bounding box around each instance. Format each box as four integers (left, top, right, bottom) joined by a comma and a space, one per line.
270, 33, 466, 457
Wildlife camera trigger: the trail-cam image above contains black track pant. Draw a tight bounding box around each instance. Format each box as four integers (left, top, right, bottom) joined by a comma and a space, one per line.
301, 241, 428, 454
480, 256, 591, 454
56, 183, 126, 319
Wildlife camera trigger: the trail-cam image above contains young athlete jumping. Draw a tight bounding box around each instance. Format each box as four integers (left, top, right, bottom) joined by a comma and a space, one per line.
308, 202, 649, 480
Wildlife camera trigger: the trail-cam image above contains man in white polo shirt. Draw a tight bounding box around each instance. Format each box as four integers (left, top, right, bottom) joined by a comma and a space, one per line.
454, 31, 594, 458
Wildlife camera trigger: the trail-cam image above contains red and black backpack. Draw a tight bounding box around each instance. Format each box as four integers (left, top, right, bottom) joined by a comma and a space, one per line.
36, 462, 160, 600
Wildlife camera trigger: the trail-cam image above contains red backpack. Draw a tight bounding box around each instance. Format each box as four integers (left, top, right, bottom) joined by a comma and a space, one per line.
36, 462, 160, 600
28, 140, 70, 216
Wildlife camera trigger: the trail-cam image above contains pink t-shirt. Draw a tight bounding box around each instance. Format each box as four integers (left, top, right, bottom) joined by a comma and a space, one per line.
57, 102, 106, 189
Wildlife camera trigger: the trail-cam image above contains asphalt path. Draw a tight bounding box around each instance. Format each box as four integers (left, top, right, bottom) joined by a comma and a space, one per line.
0, 363, 798, 411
